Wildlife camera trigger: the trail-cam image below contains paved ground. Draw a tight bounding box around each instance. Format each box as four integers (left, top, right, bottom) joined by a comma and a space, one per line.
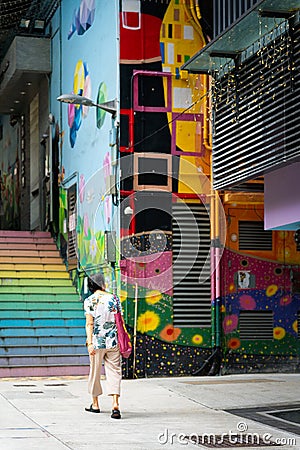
0, 372, 299, 449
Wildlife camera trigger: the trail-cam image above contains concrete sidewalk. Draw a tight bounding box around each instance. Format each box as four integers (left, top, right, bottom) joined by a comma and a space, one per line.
0, 373, 299, 450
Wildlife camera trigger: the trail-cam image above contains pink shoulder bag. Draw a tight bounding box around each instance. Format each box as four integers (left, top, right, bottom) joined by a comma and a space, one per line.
114, 295, 132, 359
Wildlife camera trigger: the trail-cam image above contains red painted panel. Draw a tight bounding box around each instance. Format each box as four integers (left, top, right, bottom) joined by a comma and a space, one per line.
120, 13, 162, 61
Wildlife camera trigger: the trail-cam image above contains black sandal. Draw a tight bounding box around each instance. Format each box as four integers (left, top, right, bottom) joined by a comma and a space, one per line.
85, 404, 100, 413
111, 409, 121, 419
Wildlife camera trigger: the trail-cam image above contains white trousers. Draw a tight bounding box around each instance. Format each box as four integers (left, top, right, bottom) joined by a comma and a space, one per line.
88, 345, 122, 397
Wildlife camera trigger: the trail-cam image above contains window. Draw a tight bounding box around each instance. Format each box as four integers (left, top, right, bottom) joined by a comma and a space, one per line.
133, 153, 172, 191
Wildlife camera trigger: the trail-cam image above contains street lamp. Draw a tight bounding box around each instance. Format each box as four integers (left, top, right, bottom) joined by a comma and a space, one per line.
57, 92, 119, 206
57, 93, 117, 118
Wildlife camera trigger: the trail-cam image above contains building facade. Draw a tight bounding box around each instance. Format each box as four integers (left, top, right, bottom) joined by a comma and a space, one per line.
0, 0, 299, 377
183, 0, 300, 373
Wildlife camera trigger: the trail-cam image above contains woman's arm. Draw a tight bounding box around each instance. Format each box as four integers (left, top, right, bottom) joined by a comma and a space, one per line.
85, 314, 95, 355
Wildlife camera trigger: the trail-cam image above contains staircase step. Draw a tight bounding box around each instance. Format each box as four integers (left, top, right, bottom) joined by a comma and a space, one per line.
1, 327, 85, 336
0, 365, 90, 377
0, 344, 86, 356
0, 318, 85, 328
0, 302, 83, 310
0, 278, 73, 287
0, 270, 70, 279
0, 354, 89, 366
0, 286, 77, 295
0, 237, 54, 244
0, 263, 68, 271
0, 310, 83, 319
0, 243, 58, 251
0, 293, 81, 302
0, 250, 60, 257
1, 335, 86, 346
0, 231, 51, 238
0, 256, 63, 264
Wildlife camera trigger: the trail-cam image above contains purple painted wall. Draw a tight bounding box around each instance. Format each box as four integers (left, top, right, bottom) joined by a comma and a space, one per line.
265, 162, 300, 230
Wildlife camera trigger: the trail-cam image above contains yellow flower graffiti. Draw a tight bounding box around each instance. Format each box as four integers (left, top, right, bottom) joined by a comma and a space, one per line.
266, 284, 278, 297
137, 311, 160, 333
145, 290, 162, 305
192, 334, 203, 345
273, 327, 286, 340
229, 283, 235, 292
292, 320, 298, 333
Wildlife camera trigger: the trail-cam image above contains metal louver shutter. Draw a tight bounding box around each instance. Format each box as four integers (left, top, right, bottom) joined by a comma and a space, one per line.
172, 202, 211, 327
213, 0, 259, 38
239, 221, 272, 251
68, 185, 77, 266
212, 21, 300, 189
239, 311, 274, 340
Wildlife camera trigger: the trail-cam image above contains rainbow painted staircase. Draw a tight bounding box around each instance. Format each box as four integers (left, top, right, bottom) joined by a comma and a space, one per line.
0, 230, 89, 377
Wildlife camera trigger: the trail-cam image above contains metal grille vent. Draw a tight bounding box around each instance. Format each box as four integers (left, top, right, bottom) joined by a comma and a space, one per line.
67, 186, 77, 264
213, 0, 260, 38
239, 311, 274, 340
239, 221, 272, 251
172, 203, 211, 327
212, 21, 300, 190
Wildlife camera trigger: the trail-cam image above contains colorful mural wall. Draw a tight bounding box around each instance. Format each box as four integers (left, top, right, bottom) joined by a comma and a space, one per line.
222, 203, 300, 373
50, 0, 299, 378
118, 0, 218, 377
51, 0, 120, 293
117, 0, 299, 377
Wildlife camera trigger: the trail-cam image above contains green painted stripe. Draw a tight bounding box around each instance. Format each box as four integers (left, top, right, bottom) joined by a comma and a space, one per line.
0, 293, 80, 302
0, 278, 73, 287
0, 310, 84, 319
0, 318, 85, 327
0, 286, 78, 301
0, 302, 83, 310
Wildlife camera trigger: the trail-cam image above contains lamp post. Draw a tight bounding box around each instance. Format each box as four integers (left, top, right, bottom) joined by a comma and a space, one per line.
57, 93, 117, 118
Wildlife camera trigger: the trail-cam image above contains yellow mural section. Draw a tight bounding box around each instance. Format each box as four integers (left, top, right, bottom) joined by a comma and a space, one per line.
160, 0, 211, 195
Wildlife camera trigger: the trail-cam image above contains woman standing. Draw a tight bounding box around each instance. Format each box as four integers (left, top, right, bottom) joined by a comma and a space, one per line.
84, 272, 122, 419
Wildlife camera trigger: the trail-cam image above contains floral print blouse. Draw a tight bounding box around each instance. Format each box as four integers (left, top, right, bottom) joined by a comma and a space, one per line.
84, 291, 121, 349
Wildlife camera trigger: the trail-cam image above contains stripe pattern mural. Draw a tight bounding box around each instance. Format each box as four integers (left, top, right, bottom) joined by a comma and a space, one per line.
0, 231, 88, 377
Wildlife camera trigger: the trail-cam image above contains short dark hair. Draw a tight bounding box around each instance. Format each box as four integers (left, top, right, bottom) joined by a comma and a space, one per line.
88, 273, 105, 293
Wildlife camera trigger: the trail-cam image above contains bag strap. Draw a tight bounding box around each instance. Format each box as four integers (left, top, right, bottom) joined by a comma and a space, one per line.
113, 293, 121, 313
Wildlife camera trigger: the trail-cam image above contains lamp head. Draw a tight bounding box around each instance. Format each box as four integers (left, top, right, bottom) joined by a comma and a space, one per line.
57, 94, 117, 117
57, 94, 95, 107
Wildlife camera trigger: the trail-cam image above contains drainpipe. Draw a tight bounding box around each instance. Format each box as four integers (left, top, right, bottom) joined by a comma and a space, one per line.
203, 75, 221, 352
132, 282, 138, 378
209, 64, 222, 371
214, 196, 221, 349
183, 0, 205, 46
195, 0, 202, 21
193, 75, 222, 375
210, 179, 216, 349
